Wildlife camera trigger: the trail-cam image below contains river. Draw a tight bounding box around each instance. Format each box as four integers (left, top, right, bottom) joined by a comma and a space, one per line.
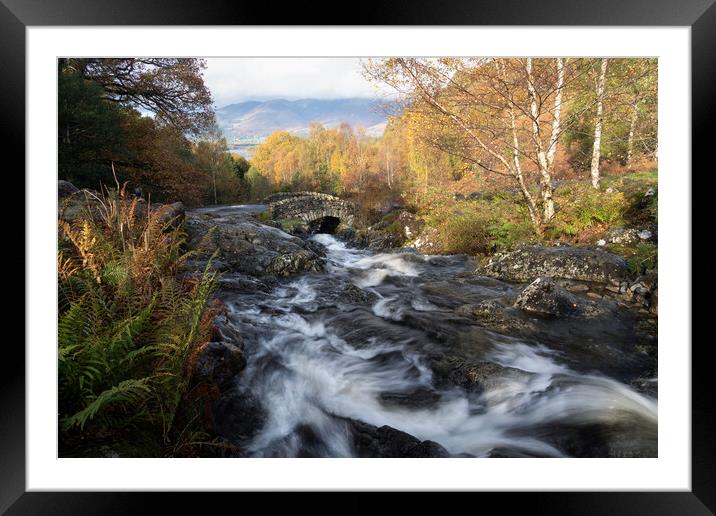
211, 224, 657, 458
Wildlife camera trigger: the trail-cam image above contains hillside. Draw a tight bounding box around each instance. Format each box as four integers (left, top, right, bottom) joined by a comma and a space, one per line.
216, 98, 388, 142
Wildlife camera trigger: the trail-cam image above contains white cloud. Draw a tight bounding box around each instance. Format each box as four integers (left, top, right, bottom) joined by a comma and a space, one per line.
203, 57, 394, 107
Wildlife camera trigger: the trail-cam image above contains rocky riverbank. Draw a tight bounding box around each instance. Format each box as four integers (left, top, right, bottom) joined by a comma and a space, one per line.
176, 202, 657, 458
59, 180, 657, 458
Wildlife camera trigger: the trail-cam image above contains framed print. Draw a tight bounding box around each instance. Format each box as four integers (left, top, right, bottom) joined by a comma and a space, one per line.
5, 0, 711, 513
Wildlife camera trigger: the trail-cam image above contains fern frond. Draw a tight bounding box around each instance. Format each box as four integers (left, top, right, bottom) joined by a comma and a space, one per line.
62, 378, 152, 431
58, 251, 79, 281
58, 297, 88, 350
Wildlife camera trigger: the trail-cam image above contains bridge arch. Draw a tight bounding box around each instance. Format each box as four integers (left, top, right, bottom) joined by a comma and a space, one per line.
265, 192, 357, 233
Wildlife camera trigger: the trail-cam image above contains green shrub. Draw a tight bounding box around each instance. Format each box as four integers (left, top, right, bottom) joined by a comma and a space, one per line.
547, 185, 627, 240
606, 241, 658, 275
417, 190, 534, 256
485, 219, 534, 251
432, 208, 532, 256
437, 211, 492, 255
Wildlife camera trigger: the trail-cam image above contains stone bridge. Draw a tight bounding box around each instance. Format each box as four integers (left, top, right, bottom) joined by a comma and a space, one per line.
264, 192, 357, 233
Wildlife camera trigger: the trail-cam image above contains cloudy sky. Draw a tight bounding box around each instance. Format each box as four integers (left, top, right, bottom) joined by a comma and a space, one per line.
203, 58, 394, 108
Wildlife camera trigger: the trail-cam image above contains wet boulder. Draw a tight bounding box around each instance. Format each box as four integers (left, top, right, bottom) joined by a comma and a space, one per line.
486, 447, 546, 458
456, 299, 538, 335
346, 419, 450, 458
322, 281, 378, 307
185, 213, 324, 278
193, 341, 246, 391
378, 388, 442, 409
354, 228, 404, 251
455, 361, 532, 393
367, 230, 404, 251
479, 245, 629, 284
265, 249, 324, 277
353, 210, 424, 250
428, 355, 532, 394
192, 318, 247, 391
304, 238, 327, 258
213, 388, 268, 443
516, 420, 657, 458
217, 274, 274, 294
514, 277, 615, 318
336, 227, 357, 242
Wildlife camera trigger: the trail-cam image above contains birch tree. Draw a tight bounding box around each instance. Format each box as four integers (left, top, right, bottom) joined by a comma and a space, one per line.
622, 58, 657, 167
590, 58, 609, 188
525, 57, 565, 221
363, 57, 574, 231
193, 131, 227, 205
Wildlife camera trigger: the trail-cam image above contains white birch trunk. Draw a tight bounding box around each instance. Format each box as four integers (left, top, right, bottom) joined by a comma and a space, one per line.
526, 58, 557, 223
546, 58, 565, 171
590, 58, 608, 188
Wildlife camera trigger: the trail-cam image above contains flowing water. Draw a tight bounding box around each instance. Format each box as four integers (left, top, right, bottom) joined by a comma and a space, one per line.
215, 230, 657, 458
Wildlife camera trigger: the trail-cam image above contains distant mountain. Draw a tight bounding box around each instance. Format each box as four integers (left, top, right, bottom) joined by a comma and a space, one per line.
216, 98, 389, 143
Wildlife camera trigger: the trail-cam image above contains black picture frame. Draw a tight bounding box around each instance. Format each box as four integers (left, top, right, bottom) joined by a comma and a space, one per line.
4, 0, 709, 513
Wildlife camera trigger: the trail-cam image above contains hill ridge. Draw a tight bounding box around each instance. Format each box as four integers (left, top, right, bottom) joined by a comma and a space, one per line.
216, 97, 389, 142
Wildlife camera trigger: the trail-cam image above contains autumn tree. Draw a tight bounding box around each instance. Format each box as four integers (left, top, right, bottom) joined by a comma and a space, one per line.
230, 154, 251, 180
58, 57, 230, 206
608, 58, 658, 167
251, 131, 302, 188
60, 58, 215, 134
377, 116, 413, 194
561, 58, 658, 175
363, 57, 588, 231
245, 166, 271, 201
194, 132, 242, 205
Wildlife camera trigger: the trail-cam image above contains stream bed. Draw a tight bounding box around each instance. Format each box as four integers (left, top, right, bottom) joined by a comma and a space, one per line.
210, 229, 657, 458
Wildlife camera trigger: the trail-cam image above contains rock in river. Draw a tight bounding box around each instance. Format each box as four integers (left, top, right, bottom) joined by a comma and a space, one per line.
347, 419, 450, 458
428, 354, 533, 394
185, 212, 324, 278
193, 341, 246, 392
514, 277, 615, 318
479, 245, 629, 284
192, 317, 247, 392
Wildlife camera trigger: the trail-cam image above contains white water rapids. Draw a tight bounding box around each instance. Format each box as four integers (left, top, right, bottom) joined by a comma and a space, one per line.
216, 233, 657, 458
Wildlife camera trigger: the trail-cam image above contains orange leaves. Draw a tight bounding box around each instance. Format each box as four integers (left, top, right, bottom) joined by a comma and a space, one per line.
60, 219, 102, 283
57, 251, 79, 281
